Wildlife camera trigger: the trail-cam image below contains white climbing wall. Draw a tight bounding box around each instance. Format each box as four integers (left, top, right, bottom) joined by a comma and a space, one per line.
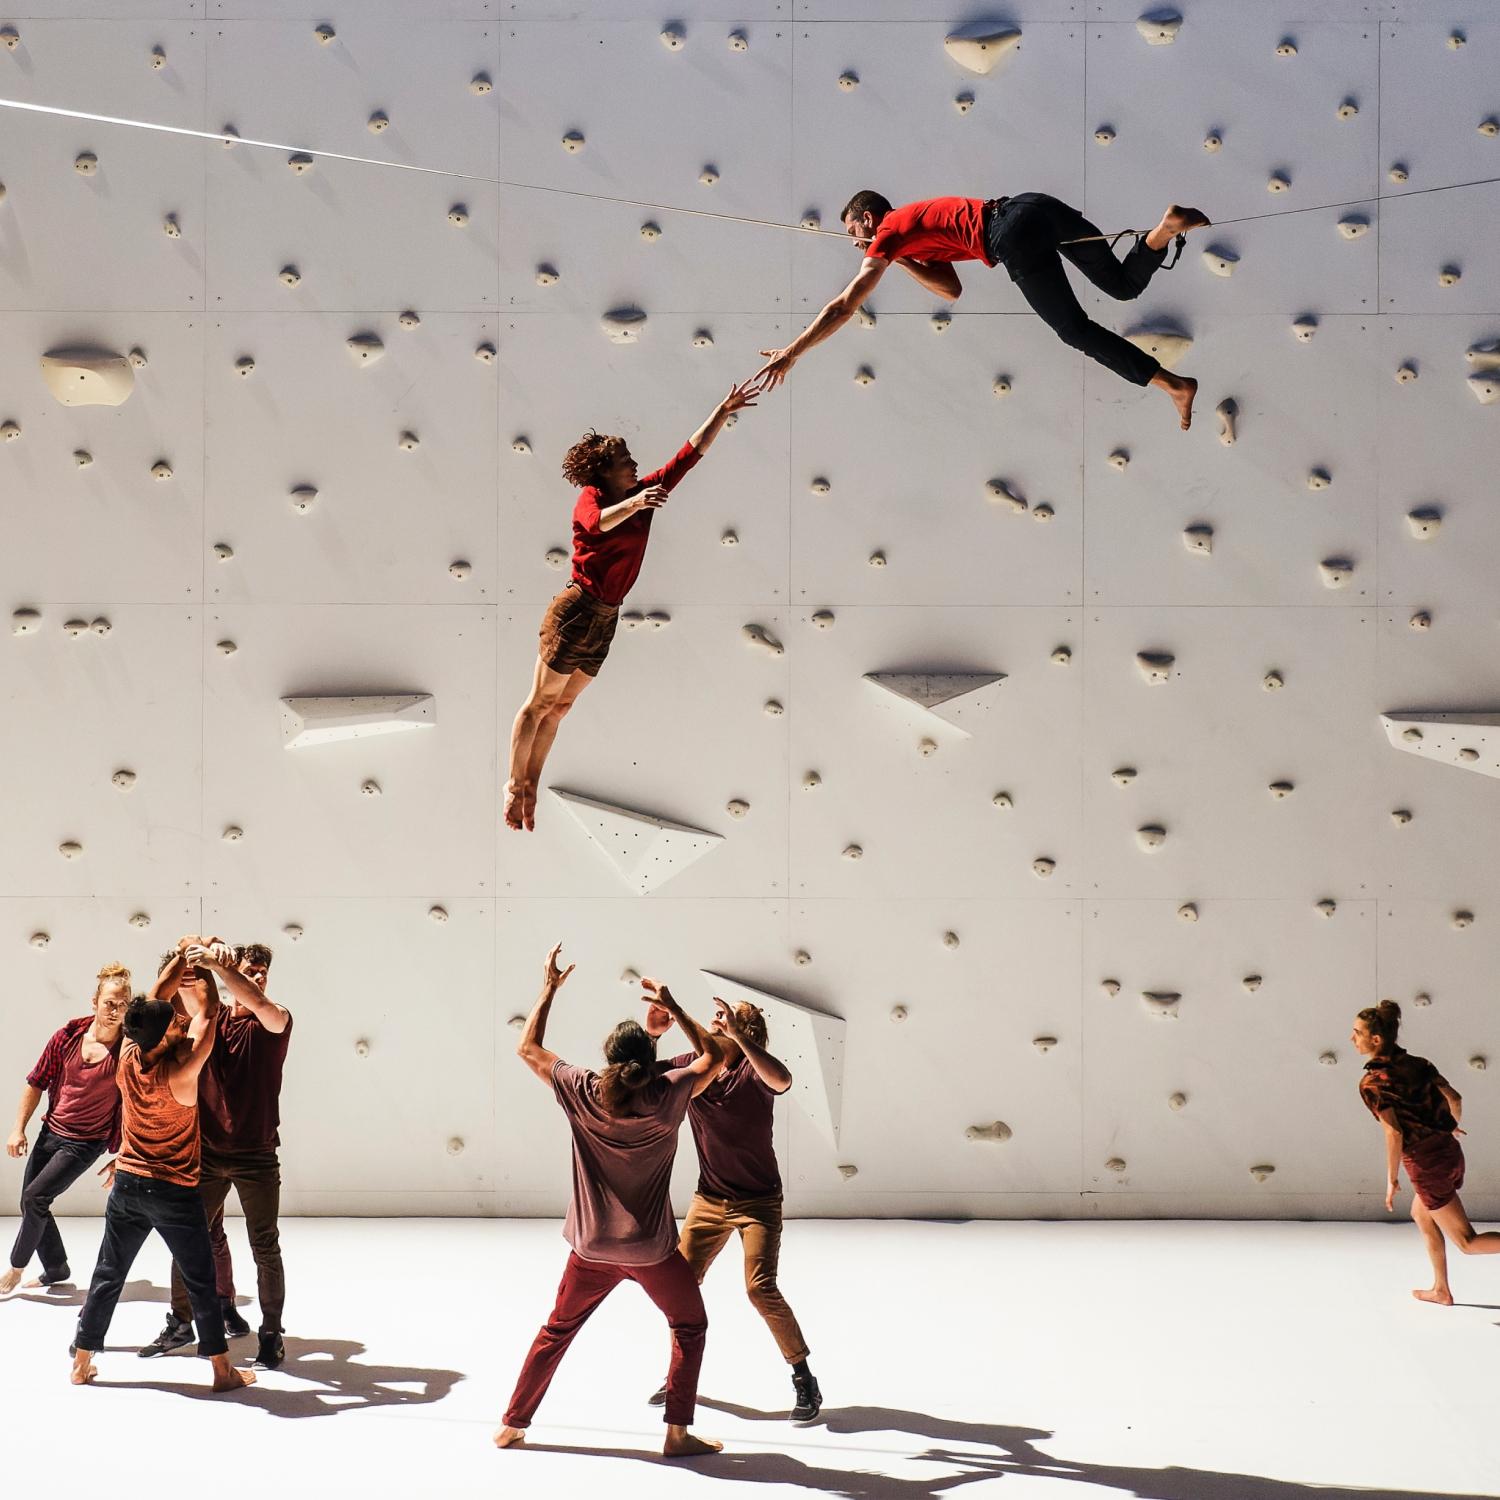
2, 0, 1499, 1221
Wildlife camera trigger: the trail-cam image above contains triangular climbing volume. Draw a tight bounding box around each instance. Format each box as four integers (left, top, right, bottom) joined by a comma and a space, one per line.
1380, 711, 1500, 780
699, 972, 846, 1149
862, 671, 1007, 736
550, 789, 723, 895
280, 694, 436, 750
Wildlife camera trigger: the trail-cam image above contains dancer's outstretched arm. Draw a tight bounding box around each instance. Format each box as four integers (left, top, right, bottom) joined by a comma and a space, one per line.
517, 944, 574, 1083
754, 258, 888, 391
712, 999, 792, 1093
190, 945, 289, 1033
641, 979, 719, 1062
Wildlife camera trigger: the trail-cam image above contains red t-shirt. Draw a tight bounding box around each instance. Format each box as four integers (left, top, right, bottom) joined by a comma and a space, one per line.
669, 1051, 783, 1200
200, 1006, 293, 1156
866, 197, 993, 266
27, 1017, 122, 1151
570, 441, 701, 606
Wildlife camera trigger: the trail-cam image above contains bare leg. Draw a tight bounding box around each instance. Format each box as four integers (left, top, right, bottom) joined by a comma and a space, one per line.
209, 1352, 257, 1392
1432, 1196, 1500, 1257
494, 1426, 526, 1448
505, 660, 578, 832
1145, 203, 1211, 252
0, 1267, 21, 1295
1150, 370, 1198, 430
519, 671, 593, 830
70, 1348, 98, 1385
664, 1424, 723, 1458
1411, 1199, 1453, 1305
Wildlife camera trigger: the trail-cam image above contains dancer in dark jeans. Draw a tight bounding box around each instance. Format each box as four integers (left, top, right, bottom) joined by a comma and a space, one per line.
494, 946, 724, 1458
71, 984, 256, 1394
2, 964, 131, 1295
754, 190, 1210, 430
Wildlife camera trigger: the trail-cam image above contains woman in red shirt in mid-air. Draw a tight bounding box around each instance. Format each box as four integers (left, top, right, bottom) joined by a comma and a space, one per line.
504, 378, 758, 833
754, 191, 1210, 431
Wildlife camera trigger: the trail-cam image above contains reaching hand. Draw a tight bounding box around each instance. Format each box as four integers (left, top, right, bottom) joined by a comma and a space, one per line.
642, 1002, 674, 1039
97, 1158, 117, 1188
544, 943, 576, 990
633, 484, 670, 514
752, 348, 795, 393
5, 1130, 25, 1160
640, 977, 675, 1008
711, 998, 744, 1043
184, 944, 216, 970
721, 378, 760, 415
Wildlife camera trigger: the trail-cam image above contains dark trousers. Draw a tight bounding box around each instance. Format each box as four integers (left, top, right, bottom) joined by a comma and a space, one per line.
986, 192, 1168, 386
8, 1126, 107, 1280
75, 1170, 228, 1357
504, 1250, 707, 1430
169, 1148, 284, 1334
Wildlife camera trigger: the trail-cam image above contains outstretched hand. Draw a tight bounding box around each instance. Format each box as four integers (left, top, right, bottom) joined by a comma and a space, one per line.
721, 377, 760, 415
711, 997, 744, 1043
750, 348, 795, 394
544, 943, 576, 990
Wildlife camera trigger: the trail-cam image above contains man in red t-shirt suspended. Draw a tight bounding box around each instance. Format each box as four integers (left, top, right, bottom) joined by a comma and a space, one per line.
753, 190, 1210, 431
504, 378, 759, 834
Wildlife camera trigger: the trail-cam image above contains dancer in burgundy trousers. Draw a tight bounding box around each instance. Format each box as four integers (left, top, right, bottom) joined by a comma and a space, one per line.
494, 947, 724, 1458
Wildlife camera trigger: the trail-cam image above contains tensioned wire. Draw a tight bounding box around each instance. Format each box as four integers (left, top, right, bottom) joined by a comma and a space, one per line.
2, 95, 1498, 247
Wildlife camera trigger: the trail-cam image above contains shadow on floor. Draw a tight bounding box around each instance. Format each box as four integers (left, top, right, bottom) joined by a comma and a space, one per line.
12, 1277, 168, 1311
515, 1399, 1497, 1500
101, 1335, 464, 1418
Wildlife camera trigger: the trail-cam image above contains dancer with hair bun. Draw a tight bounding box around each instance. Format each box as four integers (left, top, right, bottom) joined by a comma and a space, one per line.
494, 946, 725, 1458
1352, 998, 1500, 1304
503, 379, 758, 833
2, 963, 131, 1296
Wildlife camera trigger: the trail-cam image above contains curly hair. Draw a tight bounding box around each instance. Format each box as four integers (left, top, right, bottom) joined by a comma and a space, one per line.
561, 430, 629, 490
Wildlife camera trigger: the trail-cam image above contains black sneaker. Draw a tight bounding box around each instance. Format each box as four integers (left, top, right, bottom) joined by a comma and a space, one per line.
138, 1313, 195, 1358
790, 1372, 822, 1425
647, 1383, 667, 1407
255, 1332, 285, 1369
221, 1301, 251, 1338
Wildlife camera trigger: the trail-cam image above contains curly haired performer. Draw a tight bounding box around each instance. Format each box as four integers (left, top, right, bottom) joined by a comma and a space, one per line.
504, 379, 757, 833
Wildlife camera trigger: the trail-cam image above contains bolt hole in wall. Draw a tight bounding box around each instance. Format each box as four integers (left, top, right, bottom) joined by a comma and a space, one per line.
0, 2, 1498, 1233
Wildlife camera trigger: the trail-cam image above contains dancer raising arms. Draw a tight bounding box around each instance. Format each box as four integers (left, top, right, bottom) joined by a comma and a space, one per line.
494, 947, 724, 1458
504, 379, 757, 833
754, 191, 1210, 430
1352, 999, 1500, 1305
2, 963, 130, 1296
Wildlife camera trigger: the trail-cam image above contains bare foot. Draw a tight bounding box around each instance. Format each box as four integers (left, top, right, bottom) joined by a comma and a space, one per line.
1150, 371, 1197, 430
1413, 1287, 1454, 1306
503, 782, 524, 831
0, 1267, 21, 1295
210, 1358, 258, 1392
70, 1350, 97, 1386
494, 1426, 526, 1449
664, 1426, 724, 1458
1163, 203, 1211, 235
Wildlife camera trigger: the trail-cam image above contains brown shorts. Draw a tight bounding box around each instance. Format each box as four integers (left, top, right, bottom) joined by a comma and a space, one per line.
538, 581, 619, 677
1404, 1132, 1465, 1212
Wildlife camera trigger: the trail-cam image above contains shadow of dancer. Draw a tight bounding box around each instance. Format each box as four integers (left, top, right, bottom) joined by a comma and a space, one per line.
105, 1335, 464, 1419
12, 1276, 168, 1311
515, 1399, 1500, 1500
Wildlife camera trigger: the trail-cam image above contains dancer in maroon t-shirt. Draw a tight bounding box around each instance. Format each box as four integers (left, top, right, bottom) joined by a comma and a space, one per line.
504, 379, 758, 834
2, 963, 130, 1296
494, 946, 725, 1458
753, 191, 1210, 431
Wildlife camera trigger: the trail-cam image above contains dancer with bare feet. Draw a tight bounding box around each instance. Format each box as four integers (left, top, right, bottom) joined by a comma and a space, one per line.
1352, 999, 1500, 1305
2, 963, 130, 1298
494, 946, 724, 1458
753, 192, 1209, 430
70, 954, 256, 1394
504, 379, 757, 833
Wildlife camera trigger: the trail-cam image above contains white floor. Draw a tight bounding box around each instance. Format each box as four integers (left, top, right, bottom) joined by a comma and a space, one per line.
2, 1218, 1498, 1499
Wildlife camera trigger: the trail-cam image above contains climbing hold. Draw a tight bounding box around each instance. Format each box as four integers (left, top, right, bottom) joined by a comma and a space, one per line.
890, 1004, 908, 1022
1107, 449, 1129, 471
398, 310, 420, 329
727, 30, 748, 51
1111, 767, 1137, 786
288, 152, 315, 174
111, 769, 136, 790
1318, 558, 1354, 589
1136, 11, 1181, 45
1459, 747, 1479, 761
561, 131, 585, 153
1316, 899, 1337, 918
1448, 31, 1466, 48
9, 604, 37, 635
992, 791, 1013, 809
475, 343, 496, 364
1275, 39, 1297, 57
162, 215, 181, 238
62, 619, 88, 638
1141, 990, 1180, 1017
723, 531, 739, 547
29, 933, 49, 949
1032, 504, 1055, 522
1308, 466, 1332, 490
838, 1164, 859, 1179
1337, 216, 1369, 239
289, 485, 318, 513
222, 825, 243, 842
1479, 118, 1499, 139
1469, 340, 1500, 370
930, 312, 951, 334
691, 329, 714, 349
1268, 781, 1295, 799
535, 266, 559, 286
699, 166, 719, 186
1249, 1165, 1275, 1183
1177, 903, 1198, 923
0, 24, 18, 48
868, 550, 886, 568
314, 22, 335, 44
1438, 266, 1461, 287
345, 333, 385, 367
800, 212, 821, 232
1242, 974, 1263, 992
1183, 525, 1214, 556
1267, 172, 1291, 194
397, 431, 420, 452
954, 93, 975, 114
857, 306, 877, 328
764, 700, 784, 716
1391, 808, 1412, 825
794, 951, 811, 966
942, 931, 960, 950
808, 609, 836, 632
361, 779, 382, 798
809, 477, 832, 495
838, 71, 859, 92
742, 623, 783, 656
1468, 375, 1500, 404
622, 612, 644, 630
1409, 610, 1431, 631
1471, 1056, 1488, 1071
1125, 327, 1192, 368
1414, 991, 1431, 1006
1401, 727, 1423, 742
1395, 362, 1417, 383
1202, 247, 1237, 277
943, 28, 1021, 75
842, 844, 863, 861
1136, 825, 1167, 852
803, 771, 821, 790
992, 375, 1012, 398
368, 111, 388, 133
1105, 1157, 1127, 1174
1452, 910, 1474, 929
39, 347, 135, 407
511, 437, 531, 455
1032, 857, 1056, 879
1136, 651, 1175, 685
986, 478, 1027, 513
601, 308, 646, 343
470, 72, 491, 94
1389, 164, 1409, 184
1319, 1051, 1337, 1066
151, 460, 173, 482
75, 451, 93, 467
853, 366, 876, 387
1202, 132, 1222, 153
58, 841, 83, 860
447, 205, 469, 227
1263, 670, 1284, 692
220, 125, 239, 147
449, 561, 471, 580
216, 640, 236, 655
278, 266, 301, 287
283, 924, 303, 940
1292, 316, 1317, 343
660, 25, 684, 49
1215, 398, 1236, 445
640, 222, 661, 242
1406, 509, 1442, 540
1168, 1092, 1188, 1111
1033, 1037, 1058, 1054
965, 1120, 1013, 1142
544, 548, 567, 569
1336, 100, 1359, 121
128, 913, 150, 929
1051, 646, 1072, 665
75, 152, 98, 176
1094, 127, 1116, 145
446, 1137, 464, 1156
